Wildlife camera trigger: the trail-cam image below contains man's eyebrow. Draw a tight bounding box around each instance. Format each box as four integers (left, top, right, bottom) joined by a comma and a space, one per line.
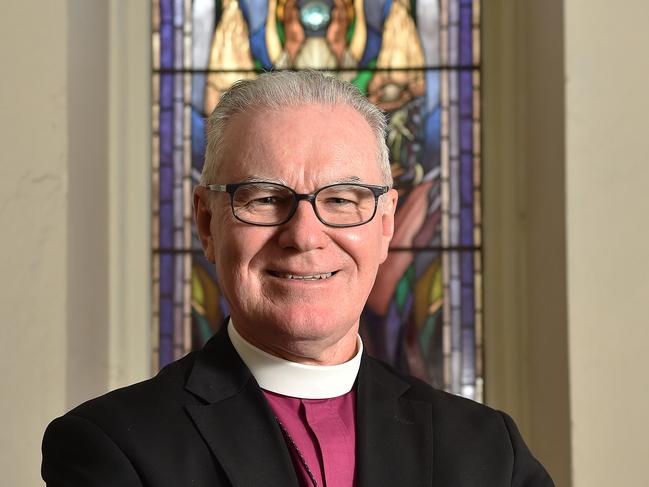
330, 176, 362, 184
239, 175, 288, 185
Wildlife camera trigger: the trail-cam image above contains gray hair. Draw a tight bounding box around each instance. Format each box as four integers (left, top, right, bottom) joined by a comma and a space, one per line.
200, 70, 392, 187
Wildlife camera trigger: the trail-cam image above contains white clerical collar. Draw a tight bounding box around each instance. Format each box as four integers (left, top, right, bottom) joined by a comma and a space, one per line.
227, 319, 362, 399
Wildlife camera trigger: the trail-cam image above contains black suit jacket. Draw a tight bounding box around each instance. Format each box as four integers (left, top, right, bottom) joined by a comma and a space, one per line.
42, 328, 554, 486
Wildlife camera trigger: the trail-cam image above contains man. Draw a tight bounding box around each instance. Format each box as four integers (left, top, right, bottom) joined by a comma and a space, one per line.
42, 71, 553, 486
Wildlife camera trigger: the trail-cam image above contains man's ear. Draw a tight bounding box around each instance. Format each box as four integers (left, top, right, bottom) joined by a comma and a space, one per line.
193, 186, 216, 263
379, 188, 398, 262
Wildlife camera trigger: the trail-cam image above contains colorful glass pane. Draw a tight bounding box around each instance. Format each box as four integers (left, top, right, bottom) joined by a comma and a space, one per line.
152, 0, 483, 401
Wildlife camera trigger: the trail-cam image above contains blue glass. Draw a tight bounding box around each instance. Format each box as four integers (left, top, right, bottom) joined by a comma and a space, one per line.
300, 1, 331, 32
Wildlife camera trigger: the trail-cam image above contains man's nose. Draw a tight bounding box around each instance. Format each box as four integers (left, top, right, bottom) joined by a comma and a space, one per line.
276, 200, 329, 251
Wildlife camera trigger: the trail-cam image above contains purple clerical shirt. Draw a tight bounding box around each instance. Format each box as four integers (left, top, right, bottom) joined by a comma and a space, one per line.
263, 389, 357, 487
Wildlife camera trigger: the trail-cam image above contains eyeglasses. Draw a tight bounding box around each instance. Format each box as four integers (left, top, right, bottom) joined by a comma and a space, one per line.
204, 181, 390, 227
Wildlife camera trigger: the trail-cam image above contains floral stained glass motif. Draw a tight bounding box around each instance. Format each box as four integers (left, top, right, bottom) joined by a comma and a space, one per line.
152, 0, 483, 401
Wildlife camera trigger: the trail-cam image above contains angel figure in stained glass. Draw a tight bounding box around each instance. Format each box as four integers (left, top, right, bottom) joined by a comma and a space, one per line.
204, 0, 257, 113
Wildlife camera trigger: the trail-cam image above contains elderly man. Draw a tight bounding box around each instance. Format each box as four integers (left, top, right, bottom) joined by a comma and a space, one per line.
42, 71, 553, 486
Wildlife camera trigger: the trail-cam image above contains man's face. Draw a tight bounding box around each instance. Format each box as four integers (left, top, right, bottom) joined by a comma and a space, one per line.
194, 103, 397, 363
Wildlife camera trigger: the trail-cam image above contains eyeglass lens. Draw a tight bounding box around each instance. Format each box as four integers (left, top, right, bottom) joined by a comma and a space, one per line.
231, 183, 378, 226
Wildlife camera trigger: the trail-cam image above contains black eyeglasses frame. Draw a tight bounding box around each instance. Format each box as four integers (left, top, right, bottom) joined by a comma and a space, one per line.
203, 181, 390, 228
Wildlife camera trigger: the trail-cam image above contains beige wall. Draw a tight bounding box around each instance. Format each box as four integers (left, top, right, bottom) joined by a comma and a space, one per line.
484, 1, 572, 484
564, 0, 649, 485
66, 0, 111, 411
486, 1, 649, 486
0, 2, 69, 484
0, 2, 149, 485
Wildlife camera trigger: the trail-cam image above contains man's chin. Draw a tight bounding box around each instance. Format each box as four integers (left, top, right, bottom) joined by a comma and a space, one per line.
239, 308, 357, 346
267, 311, 345, 337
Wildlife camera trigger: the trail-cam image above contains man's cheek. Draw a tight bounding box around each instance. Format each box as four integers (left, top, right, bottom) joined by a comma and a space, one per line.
339, 228, 364, 244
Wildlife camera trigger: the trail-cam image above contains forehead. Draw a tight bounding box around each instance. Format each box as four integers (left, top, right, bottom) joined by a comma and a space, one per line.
217, 103, 382, 186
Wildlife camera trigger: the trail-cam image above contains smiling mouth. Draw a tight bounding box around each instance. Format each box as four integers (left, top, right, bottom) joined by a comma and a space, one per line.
268, 270, 338, 281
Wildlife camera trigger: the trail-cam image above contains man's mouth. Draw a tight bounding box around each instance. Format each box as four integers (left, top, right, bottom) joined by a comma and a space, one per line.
268, 270, 338, 281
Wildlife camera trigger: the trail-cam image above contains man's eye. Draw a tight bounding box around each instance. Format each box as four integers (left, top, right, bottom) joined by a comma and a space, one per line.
325, 197, 355, 205
252, 196, 277, 205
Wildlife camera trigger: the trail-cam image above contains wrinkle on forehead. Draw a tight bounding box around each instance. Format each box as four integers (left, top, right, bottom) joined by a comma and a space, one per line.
235, 174, 364, 189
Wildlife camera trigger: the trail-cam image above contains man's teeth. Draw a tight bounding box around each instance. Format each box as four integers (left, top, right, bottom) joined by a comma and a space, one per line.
273, 272, 334, 280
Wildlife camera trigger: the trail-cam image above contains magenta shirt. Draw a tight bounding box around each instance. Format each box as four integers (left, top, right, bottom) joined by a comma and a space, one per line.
263, 389, 357, 487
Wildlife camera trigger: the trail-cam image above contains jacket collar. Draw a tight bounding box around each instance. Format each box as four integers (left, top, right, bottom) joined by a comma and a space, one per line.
184, 326, 433, 487
185, 327, 300, 487
356, 355, 434, 486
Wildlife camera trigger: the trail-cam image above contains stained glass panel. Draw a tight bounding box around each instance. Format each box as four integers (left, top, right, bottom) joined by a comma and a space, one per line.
152, 0, 482, 401
360, 250, 482, 399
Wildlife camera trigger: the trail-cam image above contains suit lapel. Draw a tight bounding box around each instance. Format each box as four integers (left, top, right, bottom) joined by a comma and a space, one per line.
356, 357, 433, 487
184, 329, 299, 487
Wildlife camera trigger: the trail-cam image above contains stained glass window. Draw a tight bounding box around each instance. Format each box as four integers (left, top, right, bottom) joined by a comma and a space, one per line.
152, 0, 482, 401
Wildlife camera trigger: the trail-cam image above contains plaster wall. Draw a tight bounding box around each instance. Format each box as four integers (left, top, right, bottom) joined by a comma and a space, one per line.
484, 1, 571, 484
564, 1, 649, 484
0, 2, 149, 484
0, 2, 69, 485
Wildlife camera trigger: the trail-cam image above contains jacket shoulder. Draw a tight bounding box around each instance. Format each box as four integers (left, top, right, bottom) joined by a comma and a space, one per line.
42, 351, 231, 486
365, 356, 554, 486
65, 351, 201, 427
366, 355, 491, 412
368, 356, 509, 435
